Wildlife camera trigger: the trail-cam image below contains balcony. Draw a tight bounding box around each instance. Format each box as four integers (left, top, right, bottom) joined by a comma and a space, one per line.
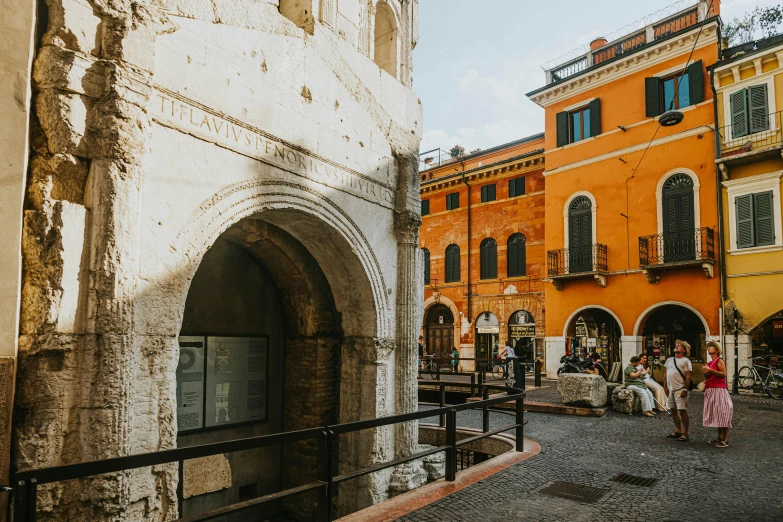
546, 1, 712, 85
638, 228, 715, 283
717, 110, 783, 168
547, 244, 608, 290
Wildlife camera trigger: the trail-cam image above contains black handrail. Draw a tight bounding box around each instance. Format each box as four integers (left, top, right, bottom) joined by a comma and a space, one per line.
547, 244, 608, 276
9, 380, 525, 522
639, 227, 715, 266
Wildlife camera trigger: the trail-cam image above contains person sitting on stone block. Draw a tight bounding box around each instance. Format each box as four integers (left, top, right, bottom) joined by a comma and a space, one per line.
583, 352, 608, 380
624, 356, 656, 417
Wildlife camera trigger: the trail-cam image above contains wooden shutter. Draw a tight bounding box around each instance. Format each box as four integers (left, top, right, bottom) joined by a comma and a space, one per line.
754, 191, 775, 246
645, 77, 661, 117
509, 179, 516, 198
736, 194, 755, 248
589, 98, 601, 137
423, 249, 430, 285
688, 60, 704, 105
730, 89, 749, 138
488, 184, 496, 201
421, 199, 429, 216
508, 235, 526, 277
748, 84, 769, 134
556, 111, 569, 147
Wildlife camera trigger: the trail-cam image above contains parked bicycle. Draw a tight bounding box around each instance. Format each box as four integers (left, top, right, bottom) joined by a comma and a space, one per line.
420, 354, 438, 379
737, 357, 783, 399
491, 359, 507, 380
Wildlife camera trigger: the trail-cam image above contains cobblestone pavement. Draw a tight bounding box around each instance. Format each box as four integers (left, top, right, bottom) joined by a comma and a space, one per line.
404, 391, 783, 522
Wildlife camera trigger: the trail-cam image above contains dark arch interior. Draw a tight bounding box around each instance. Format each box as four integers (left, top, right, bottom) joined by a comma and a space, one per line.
641, 305, 706, 363
566, 308, 622, 365
177, 217, 342, 521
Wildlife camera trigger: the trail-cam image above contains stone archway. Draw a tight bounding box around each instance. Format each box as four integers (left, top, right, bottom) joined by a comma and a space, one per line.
564, 307, 624, 368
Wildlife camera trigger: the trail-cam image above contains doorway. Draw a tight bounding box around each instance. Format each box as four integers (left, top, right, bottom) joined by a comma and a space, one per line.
568, 196, 593, 273
425, 304, 454, 370
662, 174, 695, 262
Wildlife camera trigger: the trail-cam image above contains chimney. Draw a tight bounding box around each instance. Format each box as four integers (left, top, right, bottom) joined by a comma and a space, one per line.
590, 37, 608, 51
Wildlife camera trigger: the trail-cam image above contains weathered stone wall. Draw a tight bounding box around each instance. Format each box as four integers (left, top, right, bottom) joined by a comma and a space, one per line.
14, 0, 423, 520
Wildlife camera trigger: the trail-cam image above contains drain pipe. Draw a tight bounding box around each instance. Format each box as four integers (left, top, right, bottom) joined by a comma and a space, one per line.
460, 161, 472, 322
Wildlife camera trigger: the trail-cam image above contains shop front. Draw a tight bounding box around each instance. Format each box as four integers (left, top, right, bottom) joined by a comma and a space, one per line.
565, 308, 622, 367
425, 304, 456, 369
640, 304, 708, 384
508, 310, 537, 369
750, 310, 783, 363
475, 312, 500, 365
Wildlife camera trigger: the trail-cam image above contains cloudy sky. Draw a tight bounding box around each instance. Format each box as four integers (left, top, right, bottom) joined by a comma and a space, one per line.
414, 0, 780, 154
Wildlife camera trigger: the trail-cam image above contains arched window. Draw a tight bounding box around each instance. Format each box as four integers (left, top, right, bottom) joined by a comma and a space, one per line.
422, 248, 431, 285
569, 196, 593, 273
480, 238, 497, 280
445, 244, 460, 283
662, 174, 695, 261
507, 234, 526, 277
374, 1, 398, 78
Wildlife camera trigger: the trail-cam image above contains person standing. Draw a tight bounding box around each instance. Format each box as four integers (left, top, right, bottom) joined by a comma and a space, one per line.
664, 340, 692, 442
624, 356, 656, 417
638, 355, 666, 412
702, 342, 733, 447
418, 336, 425, 370
450, 347, 459, 373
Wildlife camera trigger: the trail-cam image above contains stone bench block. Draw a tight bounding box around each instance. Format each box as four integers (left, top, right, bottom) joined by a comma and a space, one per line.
557, 374, 607, 408
611, 386, 642, 414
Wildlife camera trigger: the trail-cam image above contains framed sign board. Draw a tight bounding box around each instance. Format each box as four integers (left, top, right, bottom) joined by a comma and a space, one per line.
176, 335, 268, 433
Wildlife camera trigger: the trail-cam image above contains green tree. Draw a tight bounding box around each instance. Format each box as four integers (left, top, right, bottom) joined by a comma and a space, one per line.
724, 5, 783, 47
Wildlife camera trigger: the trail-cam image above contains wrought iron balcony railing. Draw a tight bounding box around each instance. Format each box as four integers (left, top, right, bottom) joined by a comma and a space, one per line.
547, 244, 608, 277
639, 227, 714, 266
717, 110, 783, 158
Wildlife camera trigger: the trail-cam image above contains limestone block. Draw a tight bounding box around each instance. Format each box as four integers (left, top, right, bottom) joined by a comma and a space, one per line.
418, 445, 445, 482
35, 90, 89, 156
44, 0, 102, 55
183, 454, 232, 499
33, 46, 108, 99
611, 387, 641, 415
557, 374, 607, 408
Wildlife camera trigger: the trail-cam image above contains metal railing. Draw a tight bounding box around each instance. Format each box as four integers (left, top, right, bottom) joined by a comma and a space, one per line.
717, 110, 783, 157
639, 227, 714, 266
419, 148, 457, 171
8, 381, 525, 522
551, 56, 588, 83
547, 244, 608, 277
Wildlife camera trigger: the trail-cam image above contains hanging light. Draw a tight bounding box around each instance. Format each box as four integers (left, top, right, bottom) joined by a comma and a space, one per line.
659, 109, 684, 127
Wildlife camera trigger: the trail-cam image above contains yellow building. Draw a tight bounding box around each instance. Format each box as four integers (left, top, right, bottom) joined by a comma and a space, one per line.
713, 35, 783, 375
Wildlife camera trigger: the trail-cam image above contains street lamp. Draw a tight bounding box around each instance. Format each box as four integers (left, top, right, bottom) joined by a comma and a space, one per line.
659, 109, 685, 127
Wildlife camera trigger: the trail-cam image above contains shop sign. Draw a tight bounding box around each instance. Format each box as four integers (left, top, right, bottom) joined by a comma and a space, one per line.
477, 327, 499, 334
774, 321, 783, 337
510, 325, 536, 337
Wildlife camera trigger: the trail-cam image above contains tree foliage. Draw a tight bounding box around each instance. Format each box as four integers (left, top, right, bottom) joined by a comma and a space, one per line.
724, 5, 783, 47
449, 145, 465, 159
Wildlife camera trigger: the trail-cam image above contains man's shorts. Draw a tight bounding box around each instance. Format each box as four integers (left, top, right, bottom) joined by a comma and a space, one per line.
666, 389, 689, 410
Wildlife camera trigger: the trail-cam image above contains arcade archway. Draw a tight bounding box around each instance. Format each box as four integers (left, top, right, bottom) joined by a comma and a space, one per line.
639, 304, 708, 364
565, 307, 623, 367
425, 304, 455, 368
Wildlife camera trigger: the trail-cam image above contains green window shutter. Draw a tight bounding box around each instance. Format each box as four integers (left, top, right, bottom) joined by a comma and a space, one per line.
730, 89, 749, 139
589, 98, 601, 137
736, 194, 755, 248
556, 111, 569, 147
488, 184, 496, 201
748, 84, 769, 134
645, 77, 661, 117
754, 191, 775, 246
423, 249, 430, 285
481, 186, 487, 203
446, 245, 460, 282
509, 179, 516, 198
687, 60, 704, 105
421, 199, 430, 216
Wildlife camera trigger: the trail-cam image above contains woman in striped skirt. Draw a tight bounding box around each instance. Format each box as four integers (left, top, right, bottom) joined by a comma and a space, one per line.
702, 342, 733, 447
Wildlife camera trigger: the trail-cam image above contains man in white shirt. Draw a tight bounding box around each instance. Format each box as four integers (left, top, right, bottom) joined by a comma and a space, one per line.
664, 340, 692, 442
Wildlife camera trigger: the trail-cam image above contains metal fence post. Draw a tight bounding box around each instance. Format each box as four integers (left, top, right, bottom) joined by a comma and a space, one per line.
534, 359, 542, 388
515, 397, 524, 453
177, 459, 185, 517
482, 386, 489, 433
439, 383, 446, 428
470, 373, 476, 398
445, 409, 457, 482
14, 479, 27, 522
317, 430, 334, 522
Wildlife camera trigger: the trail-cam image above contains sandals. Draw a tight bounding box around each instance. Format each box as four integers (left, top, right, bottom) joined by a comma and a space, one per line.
715, 440, 729, 448
678, 434, 689, 442
667, 432, 682, 439
708, 439, 720, 444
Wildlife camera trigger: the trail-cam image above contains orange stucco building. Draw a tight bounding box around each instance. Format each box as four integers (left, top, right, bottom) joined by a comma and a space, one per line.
419, 136, 546, 370
527, 1, 722, 379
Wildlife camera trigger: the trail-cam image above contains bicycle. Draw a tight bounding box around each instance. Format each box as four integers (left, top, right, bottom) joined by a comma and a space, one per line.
420, 355, 438, 379
491, 359, 507, 380
737, 357, 783, 400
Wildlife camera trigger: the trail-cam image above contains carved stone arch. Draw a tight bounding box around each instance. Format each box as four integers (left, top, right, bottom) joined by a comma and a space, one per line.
168, 180, 390, 339
373, 0, 400, 79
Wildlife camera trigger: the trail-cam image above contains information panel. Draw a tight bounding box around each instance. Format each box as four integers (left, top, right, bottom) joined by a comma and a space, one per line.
176, 336, 206, 432
205, 337, 268, 428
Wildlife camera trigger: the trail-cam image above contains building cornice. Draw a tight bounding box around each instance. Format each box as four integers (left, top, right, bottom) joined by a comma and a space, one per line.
528, 22, 719, 108
544, 125, 713, 177
420, 149, 545, 193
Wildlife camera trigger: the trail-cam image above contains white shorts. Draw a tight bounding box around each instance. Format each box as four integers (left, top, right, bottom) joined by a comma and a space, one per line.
666, 389, 689, 411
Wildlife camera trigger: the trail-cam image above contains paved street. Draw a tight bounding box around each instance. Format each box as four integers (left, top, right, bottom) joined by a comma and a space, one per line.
403, 388, 783, 522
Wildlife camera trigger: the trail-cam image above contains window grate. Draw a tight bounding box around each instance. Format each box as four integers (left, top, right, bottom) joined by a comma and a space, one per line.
612, 473, 658, 487
539, 481, 608, 504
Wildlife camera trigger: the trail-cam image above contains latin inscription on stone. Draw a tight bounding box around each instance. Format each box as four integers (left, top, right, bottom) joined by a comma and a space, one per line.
153, 90, 395, 208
